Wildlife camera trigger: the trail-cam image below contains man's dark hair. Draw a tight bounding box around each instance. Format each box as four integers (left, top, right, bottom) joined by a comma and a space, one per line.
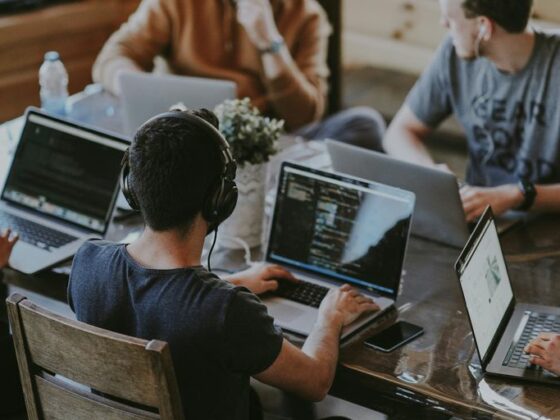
129, 109, 222, 232
461, 0, 533, 33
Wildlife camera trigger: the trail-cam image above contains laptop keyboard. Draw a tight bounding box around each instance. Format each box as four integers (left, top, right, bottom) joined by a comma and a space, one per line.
0, 210, 77, 251
274, 279, 329, 308
503, 312, 560, 369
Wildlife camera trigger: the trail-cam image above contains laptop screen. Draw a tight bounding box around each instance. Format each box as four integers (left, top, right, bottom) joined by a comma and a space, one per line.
456, 212, 514, 362
2, 112, 128, 233
119, 72, 236, 135
266, 163, 414, 298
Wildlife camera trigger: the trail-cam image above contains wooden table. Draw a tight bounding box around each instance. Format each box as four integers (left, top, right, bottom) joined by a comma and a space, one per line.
2, 107, 560, 419
327, 215, 560, 419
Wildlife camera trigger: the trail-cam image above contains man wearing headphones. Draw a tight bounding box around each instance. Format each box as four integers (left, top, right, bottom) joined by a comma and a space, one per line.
383, 0, 560, 222
67, 109, 378, 420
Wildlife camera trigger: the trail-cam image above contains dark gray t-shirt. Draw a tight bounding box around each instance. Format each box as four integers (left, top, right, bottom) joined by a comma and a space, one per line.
407, 31, 560, 186
68, 240, 283, 420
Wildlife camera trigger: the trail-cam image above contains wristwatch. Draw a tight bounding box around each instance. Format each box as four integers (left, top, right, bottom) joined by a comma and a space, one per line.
516, 178, 537, 211
258, 37, 285, 55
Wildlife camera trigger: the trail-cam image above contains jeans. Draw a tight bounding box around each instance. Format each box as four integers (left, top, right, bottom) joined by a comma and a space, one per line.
295, 106, 386, 152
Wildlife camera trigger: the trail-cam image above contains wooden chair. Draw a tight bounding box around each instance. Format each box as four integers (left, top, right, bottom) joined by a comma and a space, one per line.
6, 293, 184, 420
318, 0, 343, 115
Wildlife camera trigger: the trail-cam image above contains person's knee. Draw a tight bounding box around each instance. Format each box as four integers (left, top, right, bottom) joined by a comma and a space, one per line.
334, 106, 386, 151
343, 106, 386, 130
298, 106, 387, 151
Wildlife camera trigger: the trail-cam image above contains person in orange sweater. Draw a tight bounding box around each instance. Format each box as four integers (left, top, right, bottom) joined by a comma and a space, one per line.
93, 0, 385, 150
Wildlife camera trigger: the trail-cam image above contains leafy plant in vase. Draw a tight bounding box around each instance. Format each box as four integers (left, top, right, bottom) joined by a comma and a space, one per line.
214, 98, 284, 249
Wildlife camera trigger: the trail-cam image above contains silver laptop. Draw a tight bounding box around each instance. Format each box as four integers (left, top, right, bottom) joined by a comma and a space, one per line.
262, 162, 415, 339
327, 139, 469, 248
0, 108, 128, 274
455, 206, 560, 384
118, 72, 236, 136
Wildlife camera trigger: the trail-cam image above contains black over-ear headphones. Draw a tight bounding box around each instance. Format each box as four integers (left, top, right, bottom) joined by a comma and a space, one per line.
120, 110, 238, 233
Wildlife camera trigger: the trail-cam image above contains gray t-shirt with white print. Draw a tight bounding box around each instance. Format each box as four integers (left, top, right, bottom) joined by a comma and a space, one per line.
406, 31, 560, 186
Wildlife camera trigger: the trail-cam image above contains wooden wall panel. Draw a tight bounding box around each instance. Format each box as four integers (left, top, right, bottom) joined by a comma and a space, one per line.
0, 0, 141, 122
343, 0, 444, 74
533, 0, 560, 22
345, 0, 445, 49
344, 0, 560, 75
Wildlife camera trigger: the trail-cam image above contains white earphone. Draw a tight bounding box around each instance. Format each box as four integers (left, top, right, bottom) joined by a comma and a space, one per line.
474, 24, 488, 58
478, 25, 487, 40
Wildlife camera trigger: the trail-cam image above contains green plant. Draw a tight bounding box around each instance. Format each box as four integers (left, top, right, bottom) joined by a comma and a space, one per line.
214, 98, 284, 167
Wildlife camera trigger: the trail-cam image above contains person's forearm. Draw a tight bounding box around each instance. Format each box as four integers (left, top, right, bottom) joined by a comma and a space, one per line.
383, 123, 435, 167
299, 316, 343, 400
261, 49, 325, 130
533, 184, 560, 212
93, 56, 143, 95
223, 273, 238, 284
261, 48, 293, 80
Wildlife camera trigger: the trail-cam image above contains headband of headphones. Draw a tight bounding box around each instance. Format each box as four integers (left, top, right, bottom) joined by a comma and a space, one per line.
120, 110, 238, 233
156, 110, 236, 175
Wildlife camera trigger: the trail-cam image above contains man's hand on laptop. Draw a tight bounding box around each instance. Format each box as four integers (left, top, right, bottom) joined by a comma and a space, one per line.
460, 184, 524, 222
0, 228, 18, 269
525, 333, 560, 375
226, 263, 298, 295
318, 284, 379, 330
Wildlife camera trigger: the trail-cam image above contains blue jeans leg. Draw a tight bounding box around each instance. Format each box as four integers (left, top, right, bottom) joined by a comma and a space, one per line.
295, 106, 386, 152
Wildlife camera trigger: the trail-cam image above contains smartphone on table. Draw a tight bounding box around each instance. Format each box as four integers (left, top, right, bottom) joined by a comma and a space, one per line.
364, 321, 424, 352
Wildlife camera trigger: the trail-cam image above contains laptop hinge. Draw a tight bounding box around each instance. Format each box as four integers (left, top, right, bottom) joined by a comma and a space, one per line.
482, 297, 516, 369
1, 200, 100, 236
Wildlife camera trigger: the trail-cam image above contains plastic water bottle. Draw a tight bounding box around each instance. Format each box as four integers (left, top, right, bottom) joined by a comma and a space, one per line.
39, 51, 68, 116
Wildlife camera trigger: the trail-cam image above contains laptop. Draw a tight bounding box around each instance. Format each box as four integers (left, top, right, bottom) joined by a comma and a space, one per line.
455, 206, 560, 384
262, 162, 415, 339
0, 108, 128, 274
118, 72, 236, 136
326, 139, 469, 248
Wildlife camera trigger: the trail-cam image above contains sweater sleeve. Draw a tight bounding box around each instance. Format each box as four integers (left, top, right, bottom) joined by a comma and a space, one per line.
92, 0, 174, 94
265, 8, 330, 130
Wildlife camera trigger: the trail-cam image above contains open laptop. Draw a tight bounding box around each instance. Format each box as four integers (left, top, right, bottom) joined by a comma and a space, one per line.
455, 206, 560, 384
118, 72, 236, 136
327, 139, 469, 248
262, 162, 415, 339
0, 108, 128, 274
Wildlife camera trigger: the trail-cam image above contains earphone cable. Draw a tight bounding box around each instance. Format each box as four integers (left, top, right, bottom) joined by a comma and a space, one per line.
207, 227, 219, 272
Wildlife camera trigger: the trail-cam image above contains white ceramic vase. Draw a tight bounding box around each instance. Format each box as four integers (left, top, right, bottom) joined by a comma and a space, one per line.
218, 162, 266, 249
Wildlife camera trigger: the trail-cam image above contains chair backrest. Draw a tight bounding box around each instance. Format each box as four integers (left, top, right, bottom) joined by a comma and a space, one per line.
6, 293, 184, 420
318, 0, 343, 115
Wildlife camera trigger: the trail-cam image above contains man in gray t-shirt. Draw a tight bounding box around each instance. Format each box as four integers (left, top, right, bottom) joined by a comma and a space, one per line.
383, 0, 560, 222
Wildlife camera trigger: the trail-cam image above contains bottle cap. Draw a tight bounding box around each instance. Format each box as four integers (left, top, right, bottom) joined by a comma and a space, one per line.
44, 51, 60, 62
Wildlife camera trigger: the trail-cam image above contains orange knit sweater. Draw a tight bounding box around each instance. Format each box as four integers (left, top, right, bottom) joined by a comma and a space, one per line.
93, 0, 331, 130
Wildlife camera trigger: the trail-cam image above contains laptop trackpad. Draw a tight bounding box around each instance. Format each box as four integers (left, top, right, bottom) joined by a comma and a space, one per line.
266, 299, 308, 323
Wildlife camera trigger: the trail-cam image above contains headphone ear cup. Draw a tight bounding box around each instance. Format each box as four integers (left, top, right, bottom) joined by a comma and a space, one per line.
202, 177, 238, 233
120, 161, 140, 211
220, 180, 238, 221
202, 179, 223, 227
